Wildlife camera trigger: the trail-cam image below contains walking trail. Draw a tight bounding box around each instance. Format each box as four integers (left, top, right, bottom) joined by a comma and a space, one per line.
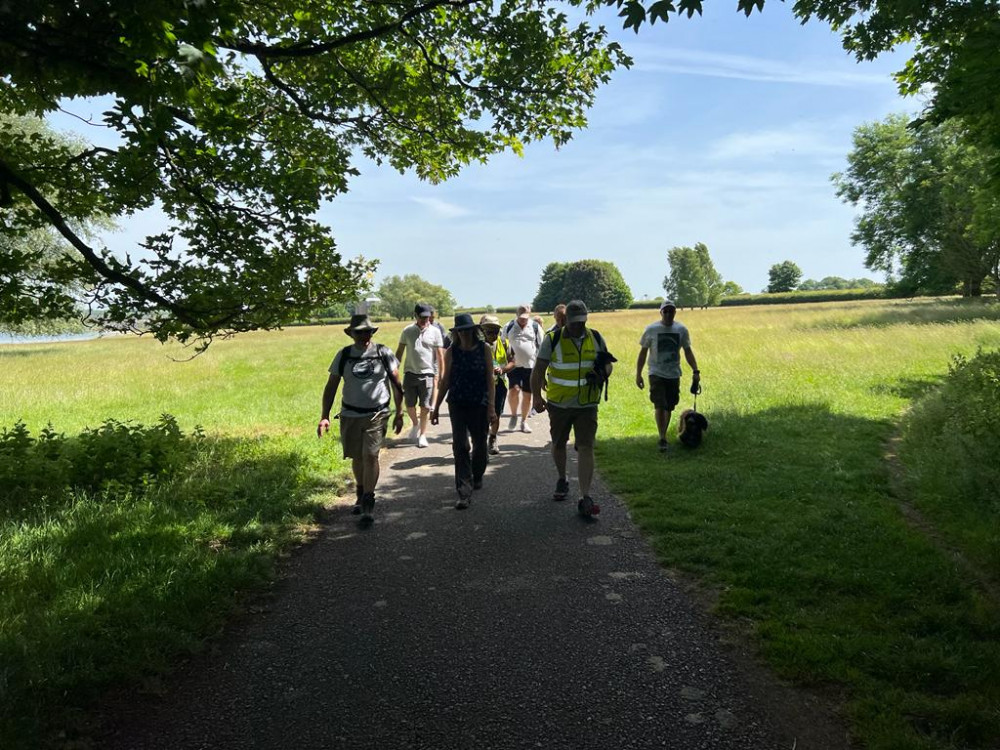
98, 408, 850, 750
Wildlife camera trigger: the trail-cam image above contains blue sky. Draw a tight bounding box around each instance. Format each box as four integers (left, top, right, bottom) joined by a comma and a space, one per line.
321, 4, 917, 307
50, 3, 918, 309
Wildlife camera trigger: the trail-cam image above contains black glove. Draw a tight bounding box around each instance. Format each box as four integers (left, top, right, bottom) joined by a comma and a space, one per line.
690, 375, 702, 395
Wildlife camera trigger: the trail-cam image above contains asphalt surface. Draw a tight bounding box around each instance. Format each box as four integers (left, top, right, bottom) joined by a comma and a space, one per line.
98, 408, 848, 750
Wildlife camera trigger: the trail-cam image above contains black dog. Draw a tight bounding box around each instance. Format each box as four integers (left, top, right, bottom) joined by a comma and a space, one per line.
678, 408, 709, 448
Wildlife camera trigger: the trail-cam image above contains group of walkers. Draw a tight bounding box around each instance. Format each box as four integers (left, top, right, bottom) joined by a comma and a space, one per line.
318, 299, 698, 524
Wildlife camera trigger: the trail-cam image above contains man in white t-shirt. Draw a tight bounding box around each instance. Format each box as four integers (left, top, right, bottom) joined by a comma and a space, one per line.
635, 299, 700, 453
503, 303, 543, 433
395, 302, 444, 447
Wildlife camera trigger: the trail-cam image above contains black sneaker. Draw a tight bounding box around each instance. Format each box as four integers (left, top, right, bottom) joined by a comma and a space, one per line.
658, 438, 669, 454
360, 492, 376, 522
553, 477, 569, 502
577, 496, 600, 517
473, 477, 483, 490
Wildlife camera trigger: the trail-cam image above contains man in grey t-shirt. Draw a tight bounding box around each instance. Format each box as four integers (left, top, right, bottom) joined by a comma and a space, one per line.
395, 302, 444, 447
318, 314, 404, 523
635, 299, 700, 453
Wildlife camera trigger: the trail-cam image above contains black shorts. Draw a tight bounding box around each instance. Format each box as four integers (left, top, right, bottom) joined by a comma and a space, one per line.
494, 381, 508, 414
649, 375, 680, 410
508, 366, 532, 392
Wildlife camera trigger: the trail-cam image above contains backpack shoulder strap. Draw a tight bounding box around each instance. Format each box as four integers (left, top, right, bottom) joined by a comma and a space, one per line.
548, 327, 562, 349
336, 345, 354, 378
591, 328, 605, 350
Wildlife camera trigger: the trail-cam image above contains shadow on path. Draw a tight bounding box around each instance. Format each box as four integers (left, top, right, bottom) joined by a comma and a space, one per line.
97, 408, 850, 750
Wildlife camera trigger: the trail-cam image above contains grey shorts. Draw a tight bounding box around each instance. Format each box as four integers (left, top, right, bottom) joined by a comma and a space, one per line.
649, 375, 680, 410
547, 404, 599, 448
403, 371, 435, 408
340, 412, 389, 459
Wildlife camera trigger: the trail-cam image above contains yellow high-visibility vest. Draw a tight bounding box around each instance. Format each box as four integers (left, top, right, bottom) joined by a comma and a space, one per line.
545, 328, 600, 406
491, 336, 509, 385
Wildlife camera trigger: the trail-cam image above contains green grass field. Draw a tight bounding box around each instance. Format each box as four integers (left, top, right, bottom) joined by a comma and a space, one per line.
2, 298, 999, 749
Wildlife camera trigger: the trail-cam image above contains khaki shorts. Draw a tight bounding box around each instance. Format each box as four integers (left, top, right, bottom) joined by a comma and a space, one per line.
547, 404, 598, 448
404, 372, 435, 408
340, 412, 389, 459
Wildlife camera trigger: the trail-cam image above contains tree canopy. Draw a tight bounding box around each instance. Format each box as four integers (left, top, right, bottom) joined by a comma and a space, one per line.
797, 276, 878, 291
767, 260, 802, 293
662, 242, 724, 308
375, 274, 455, 321
531, 259, 632, 311
0, 1, 629, 346
834, 115, 1000, 297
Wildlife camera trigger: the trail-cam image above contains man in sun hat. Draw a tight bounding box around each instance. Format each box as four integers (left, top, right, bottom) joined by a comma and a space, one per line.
395, 302, 445, 448
530, 299, 615, 518
480, 313, 514, 454
318, 314, 404, 524
635, 299, 700, 453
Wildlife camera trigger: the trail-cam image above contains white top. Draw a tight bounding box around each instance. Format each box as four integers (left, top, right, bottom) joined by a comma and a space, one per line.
398, 322, 443, 374
505, 319, 542, 368
639, 321, 691, 379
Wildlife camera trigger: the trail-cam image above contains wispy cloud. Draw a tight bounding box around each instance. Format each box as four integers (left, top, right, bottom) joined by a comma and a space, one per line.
410, 196, 471, 218
634, 48, 890, 87
707, 125, 847, 161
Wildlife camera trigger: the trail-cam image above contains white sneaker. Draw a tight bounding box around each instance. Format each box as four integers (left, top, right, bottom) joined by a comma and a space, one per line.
417, 434, 429, 448
408, 425, 420, 443
520, 420, 532, 433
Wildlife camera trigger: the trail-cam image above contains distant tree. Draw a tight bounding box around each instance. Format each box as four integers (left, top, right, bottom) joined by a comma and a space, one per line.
721, 280, 744, 297
834, 114, 1000, 297
663, 242, 725, 308
798, 276, 880, 291
532, 262, 570, 312
532, 259, 631, 312
559, 260, 632, 311
375, 275, 456, 321
767, 261, 802, 293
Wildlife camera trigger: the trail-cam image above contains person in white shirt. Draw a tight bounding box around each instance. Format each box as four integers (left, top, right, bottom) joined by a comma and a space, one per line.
635, 299, 700, 453
395, 302, 444, 448
503, 303, 543, 433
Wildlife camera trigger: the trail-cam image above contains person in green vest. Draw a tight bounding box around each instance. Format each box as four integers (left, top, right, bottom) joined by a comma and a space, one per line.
480, 314, 514, 455
530, 300, 614, 518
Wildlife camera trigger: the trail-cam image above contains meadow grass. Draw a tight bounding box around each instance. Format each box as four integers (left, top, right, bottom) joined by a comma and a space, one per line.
2, 301, 1000, 749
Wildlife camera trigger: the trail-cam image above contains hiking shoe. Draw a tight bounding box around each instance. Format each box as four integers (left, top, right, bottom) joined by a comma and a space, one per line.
577, 496, 600, 517
360, 492, 376, 522
417, 434, 429, 448
352, 486, 363, 515
508, 415, 518, 431
456, 480, 473, 509
520, 420, 532, 433
553, 477, 570, 502
488, 435, 499, 455
658, 438, 669, 453
473, 477, 483, 490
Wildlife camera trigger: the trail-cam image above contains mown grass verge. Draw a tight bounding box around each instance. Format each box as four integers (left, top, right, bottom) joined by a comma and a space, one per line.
595, 300, 1000, 750
0, 417, 342, 748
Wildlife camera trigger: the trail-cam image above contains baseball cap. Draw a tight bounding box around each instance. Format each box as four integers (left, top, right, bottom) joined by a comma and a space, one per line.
659, 299, 676, 311
414, 302, 432, 318
516, 304, 531, 321
565, 299, 588, 323
479, 314, 501, 329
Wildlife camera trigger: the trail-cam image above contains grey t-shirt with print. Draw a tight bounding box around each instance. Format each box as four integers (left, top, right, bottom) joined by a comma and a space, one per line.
330, 344, 398, 417
639, 320, 691, 379
537, 328, 608, 409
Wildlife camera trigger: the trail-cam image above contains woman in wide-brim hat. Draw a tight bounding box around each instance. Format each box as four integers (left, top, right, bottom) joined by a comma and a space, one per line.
430, 313, 496, 509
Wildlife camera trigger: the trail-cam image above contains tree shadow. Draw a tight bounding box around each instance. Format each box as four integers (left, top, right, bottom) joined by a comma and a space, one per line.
869, 374, 945, 400
809, 298, 1000, 330
0, 347, 59, 358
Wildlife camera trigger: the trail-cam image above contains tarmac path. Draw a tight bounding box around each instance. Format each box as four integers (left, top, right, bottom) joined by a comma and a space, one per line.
98, 408, 849, 750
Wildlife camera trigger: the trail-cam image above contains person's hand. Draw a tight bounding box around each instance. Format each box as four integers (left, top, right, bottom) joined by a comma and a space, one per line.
690, 372, 702, 395
429, 408, 440, 426
635, 374, 644, 389
392, 412, 405, 435
487, 405, 496, 423
532, 396, 546, 414
317, 418, 330, 438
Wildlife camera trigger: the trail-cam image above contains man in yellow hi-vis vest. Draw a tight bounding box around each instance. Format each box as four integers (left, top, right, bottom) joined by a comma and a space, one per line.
530, 300, 613, 518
